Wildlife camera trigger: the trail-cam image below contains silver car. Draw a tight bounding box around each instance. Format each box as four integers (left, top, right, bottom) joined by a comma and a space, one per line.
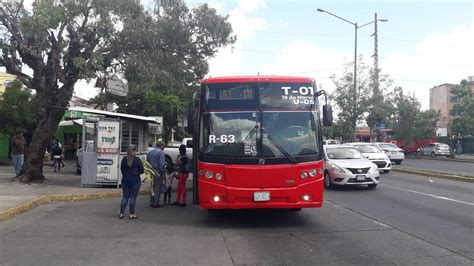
324, 145, 380, 189
347, 143, 392, 173
373, 142, 405, 165
417, 142, 452, 157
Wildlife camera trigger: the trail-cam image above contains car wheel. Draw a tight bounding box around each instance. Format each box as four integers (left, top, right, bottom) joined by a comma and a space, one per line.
396, 160, 402, 165
324, 172, 333, 189
431, 151, 436, 157
383, 170, 390, 173
417, 150, 423, 157
367, 184, 377, 189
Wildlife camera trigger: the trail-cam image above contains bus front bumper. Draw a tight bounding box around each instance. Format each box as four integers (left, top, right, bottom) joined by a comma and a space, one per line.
198, 179, 324, 209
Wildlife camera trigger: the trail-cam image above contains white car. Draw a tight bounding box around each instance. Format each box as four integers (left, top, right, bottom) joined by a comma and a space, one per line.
347, 143, 392, 173
372, 142, 405, 165
324, 145, 380, 189
323, 139, 341, 145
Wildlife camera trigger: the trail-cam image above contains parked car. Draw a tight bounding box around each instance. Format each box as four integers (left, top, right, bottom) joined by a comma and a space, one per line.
372, 142, 405, 165
417, 142, 452, 157
163, 138, 193, 168
323, 139, 341, 145
347, 142, 392, 173
323, 145, 380, 189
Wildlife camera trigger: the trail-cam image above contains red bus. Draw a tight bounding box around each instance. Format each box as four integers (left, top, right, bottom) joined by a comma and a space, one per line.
188, 76, 332, 210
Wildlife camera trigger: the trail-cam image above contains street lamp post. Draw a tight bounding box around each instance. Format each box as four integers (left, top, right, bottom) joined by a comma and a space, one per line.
317, 8, 387, 141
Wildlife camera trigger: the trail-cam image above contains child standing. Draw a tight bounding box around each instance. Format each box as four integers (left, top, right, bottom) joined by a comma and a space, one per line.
162, 165, 176, 205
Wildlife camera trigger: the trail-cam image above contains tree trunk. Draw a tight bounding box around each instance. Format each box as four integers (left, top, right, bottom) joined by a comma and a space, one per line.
18, 83, 73, 183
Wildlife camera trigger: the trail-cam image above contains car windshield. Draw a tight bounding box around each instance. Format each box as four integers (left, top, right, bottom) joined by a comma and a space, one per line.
354, 145, 381, 153
325, 147, 363, 159
380, 143, 398, 149
199, 81, 322, 163
437, 144, 450, 149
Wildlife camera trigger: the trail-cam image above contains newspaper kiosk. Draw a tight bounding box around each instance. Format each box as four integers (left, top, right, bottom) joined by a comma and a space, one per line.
61, 107, 161, 187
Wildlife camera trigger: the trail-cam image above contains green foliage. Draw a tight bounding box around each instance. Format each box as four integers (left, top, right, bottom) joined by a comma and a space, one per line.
413, 110, 440, 140
449, 79, 474, 136
0, 0, 144, 181
365, 71, 394, 141
0, 80, 36, 135
323, 119, 352, 141
388, 87, 420, 144
112, 87, 186, 143
112, 1, 235, 140
330, 57, 372, 141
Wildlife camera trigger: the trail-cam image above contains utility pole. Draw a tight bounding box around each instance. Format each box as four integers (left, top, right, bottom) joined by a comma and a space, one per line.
371, 13, 380, 95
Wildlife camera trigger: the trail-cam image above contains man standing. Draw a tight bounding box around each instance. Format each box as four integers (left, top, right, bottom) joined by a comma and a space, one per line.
11, 129, 27, 177
455, 141, 463, 156
146, 142, 166, 208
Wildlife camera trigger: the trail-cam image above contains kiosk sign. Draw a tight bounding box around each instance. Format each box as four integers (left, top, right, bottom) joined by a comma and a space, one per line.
97, 121, 120, 153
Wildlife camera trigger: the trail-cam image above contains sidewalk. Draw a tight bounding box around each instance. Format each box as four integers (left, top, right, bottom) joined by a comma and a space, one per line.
0, 160, 192, 221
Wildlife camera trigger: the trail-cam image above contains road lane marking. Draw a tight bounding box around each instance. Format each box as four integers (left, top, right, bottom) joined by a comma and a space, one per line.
380, 184, 474, 206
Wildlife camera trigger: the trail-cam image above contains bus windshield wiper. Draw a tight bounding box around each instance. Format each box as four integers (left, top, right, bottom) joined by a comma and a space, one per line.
227, 123, 259, 164
263, 130, 298, 164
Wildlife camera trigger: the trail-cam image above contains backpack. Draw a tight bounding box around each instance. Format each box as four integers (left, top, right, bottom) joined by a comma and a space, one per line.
183, 156, 193, 173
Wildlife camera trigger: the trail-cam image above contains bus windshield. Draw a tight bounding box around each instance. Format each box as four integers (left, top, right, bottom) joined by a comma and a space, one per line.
199, 82, 322, 164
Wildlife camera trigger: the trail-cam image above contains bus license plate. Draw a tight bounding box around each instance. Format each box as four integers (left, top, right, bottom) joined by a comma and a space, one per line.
356, 175, 365, 181
254, 191, 270, 202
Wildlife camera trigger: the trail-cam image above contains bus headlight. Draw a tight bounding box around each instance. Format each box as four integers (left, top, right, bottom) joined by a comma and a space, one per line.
205, 171, 213, 179
309, 169, 317, 177
302, 195, 311, 201
215, 173, 223, 180
301, 172, 308, 179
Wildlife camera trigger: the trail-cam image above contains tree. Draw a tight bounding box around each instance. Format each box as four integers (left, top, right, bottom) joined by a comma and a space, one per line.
111, 1, 235, 142
388, 87, 420, 147
450, 79, 474, 136
330, 57, 371, 142
413, 110, 440, 140
0, 0, 143, 182
0, 79, 36, 135
366, 71, 394, 141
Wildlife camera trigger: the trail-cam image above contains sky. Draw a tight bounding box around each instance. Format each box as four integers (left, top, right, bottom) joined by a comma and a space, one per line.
177, 0, 473, 110
13, 0, 474, 110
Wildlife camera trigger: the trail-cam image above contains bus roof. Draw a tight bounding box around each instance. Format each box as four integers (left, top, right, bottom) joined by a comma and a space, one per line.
201, 75, 314, 84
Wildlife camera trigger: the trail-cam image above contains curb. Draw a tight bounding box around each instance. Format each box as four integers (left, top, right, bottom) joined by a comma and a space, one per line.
0, 186, 193, 222
392, 167, 474, 183
406, 156, 474, 163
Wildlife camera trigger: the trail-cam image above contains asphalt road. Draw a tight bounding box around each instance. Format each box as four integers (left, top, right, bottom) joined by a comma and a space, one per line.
401, 158, 474, 176
1, 172, 473, 265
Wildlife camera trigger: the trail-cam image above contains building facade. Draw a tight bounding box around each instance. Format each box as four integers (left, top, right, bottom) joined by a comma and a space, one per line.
430, 76, 474, 136
430, 83, 457, 131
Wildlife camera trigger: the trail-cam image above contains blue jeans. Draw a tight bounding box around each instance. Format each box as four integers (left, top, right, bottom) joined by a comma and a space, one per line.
53, 158, 62, 172
12, 154, 24, 177
120, 183, 141, 215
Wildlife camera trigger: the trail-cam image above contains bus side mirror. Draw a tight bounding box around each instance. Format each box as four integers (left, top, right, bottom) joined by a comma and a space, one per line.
323, 104, 333, 127
187, 108, 194, 134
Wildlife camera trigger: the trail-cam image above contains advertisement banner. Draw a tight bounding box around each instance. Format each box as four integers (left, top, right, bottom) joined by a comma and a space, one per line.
96, 154, 119, 183
97, 121, 120, 153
